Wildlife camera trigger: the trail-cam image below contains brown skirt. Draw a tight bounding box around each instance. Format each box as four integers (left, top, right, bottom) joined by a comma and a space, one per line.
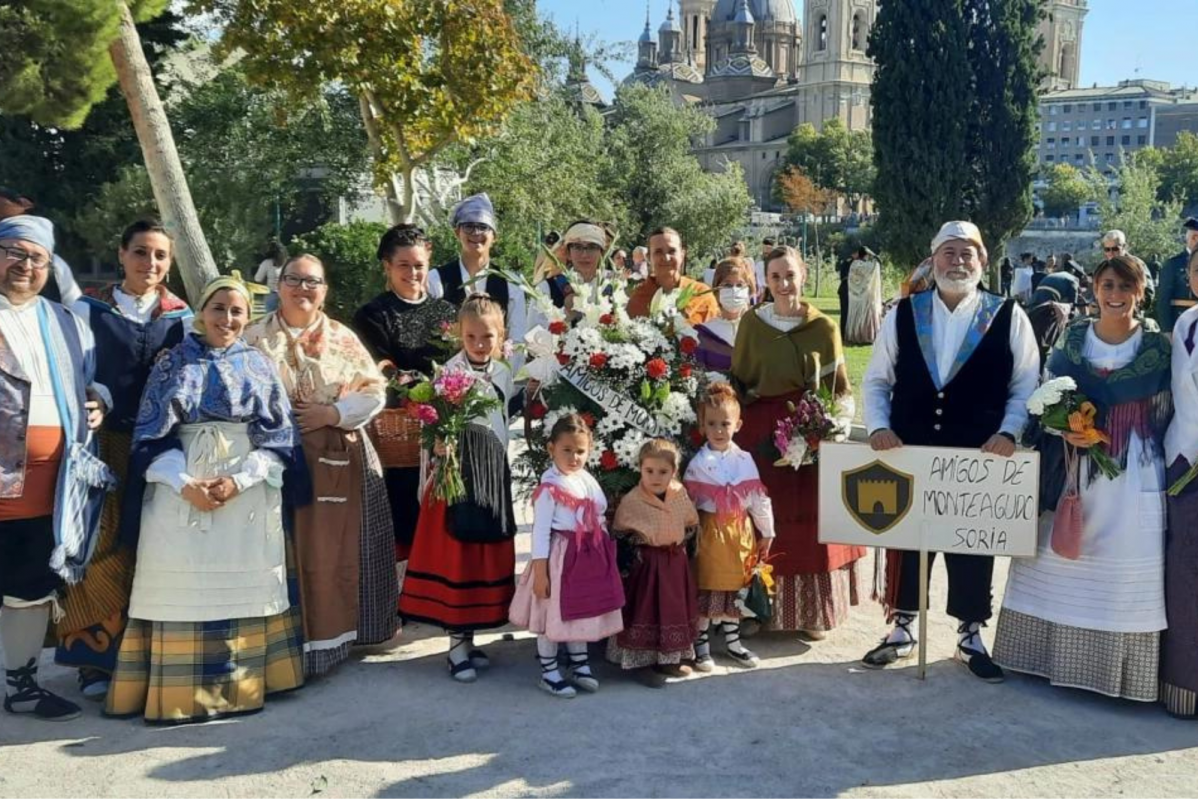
614, 545, 697, 657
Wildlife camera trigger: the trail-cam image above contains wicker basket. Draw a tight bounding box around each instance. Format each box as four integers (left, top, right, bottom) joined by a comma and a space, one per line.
370, 408, 423, 468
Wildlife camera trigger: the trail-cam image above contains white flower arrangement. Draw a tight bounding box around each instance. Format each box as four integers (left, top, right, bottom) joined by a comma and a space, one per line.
1027, 376, 1078, 416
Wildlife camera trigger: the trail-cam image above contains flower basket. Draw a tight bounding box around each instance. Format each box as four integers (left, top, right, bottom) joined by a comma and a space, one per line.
369, 408, 423, 468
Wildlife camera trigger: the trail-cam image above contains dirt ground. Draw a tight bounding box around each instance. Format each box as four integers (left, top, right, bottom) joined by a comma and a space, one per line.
4, 536, 1198, 798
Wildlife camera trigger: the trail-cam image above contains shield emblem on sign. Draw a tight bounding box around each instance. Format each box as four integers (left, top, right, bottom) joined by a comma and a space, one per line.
842, 460, 914, 534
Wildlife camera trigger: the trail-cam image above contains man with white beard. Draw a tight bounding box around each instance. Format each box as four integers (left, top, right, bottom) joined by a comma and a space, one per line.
858, 221, 1039, 682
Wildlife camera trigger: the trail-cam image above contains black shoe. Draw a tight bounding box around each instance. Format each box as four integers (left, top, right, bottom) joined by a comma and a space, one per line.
4, 660, 82, 721
956, 647, 1005, 683
861, 639, 915, 669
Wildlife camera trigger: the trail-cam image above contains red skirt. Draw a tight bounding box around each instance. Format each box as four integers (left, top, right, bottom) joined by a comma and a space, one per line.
615, 545, 697, 654
398, 495, 515, 632
737, 393, 865, 578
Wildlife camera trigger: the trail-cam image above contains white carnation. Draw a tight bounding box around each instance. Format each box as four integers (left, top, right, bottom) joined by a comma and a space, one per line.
596, 413, 626, 436
660, 392, 696, 424
1027, 376, 1077, 416
614, 430, 647, 468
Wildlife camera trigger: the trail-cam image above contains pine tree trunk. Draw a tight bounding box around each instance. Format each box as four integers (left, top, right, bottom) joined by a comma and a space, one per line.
109, 1, 217, 303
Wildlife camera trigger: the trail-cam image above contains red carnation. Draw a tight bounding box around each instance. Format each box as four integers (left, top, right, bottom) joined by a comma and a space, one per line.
556, 352, 571, 365
679, 363, 693, 379
689, 428, 706, 447
528, 400, 547, 420
600, 450, 619, 471
680, 336, 698, 355
580, 412, 597, 428
599, 313, 614, 325
549, 321, 567, 335
646, 358, 669, 380
589, 353, 608, 369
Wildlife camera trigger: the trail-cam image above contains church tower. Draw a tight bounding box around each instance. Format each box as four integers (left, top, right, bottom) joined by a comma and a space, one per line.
680, 0, 717, 72
797, 0, 876, 131
1038, 0, 1088, 90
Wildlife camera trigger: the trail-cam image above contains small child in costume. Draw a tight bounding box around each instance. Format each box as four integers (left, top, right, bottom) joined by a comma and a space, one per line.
607, 439, 700, 688
509, 414, 625, 698
683, 383, 775, 669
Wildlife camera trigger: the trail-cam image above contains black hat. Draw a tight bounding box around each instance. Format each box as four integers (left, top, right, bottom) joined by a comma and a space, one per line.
1183, 217, 1198, 232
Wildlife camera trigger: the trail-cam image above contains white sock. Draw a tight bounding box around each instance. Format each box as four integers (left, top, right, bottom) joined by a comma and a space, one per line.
958, 621, 989, 656
537, 637, 564, 683
565, 641, 591, 675
695, 619, 712, 658
884, 612, 917, 646
448, 633, 472, 666
721, 621, 750, 656
2, 604, 50, 690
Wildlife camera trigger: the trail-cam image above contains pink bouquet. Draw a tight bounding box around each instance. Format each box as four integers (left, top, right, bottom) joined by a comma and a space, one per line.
395, 364, 501, 503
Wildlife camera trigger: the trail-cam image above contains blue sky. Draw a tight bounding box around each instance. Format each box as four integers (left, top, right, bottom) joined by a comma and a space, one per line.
540, 0, 1195, 103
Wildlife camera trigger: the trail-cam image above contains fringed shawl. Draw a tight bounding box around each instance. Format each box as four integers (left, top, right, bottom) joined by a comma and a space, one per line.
612, 482, 699, 548
244, 311, 385, 407
1036, 322, 1173, 502
730, 304, 850, 404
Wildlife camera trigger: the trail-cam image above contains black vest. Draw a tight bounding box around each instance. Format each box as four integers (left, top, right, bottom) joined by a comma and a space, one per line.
436, 260, 510, 317
546, 274, 569, 309
889, 295, 1016, 448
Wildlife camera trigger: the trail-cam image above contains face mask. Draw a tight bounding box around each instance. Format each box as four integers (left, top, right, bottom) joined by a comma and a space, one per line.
719, 286, 751, 311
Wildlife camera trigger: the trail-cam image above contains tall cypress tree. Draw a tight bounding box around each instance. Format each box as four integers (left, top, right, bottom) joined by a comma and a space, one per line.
964, 0, 1044, 289
869, 0, 1043, 271
868, 0, 973, 266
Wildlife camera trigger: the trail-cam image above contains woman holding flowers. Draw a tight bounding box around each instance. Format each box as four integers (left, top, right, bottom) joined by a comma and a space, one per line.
995, 255, 1172, 703
1163, 250, 1198, 718
353, 224, 457, 561
245, 255, 398, 676
730, 246, 864, 637
397, 295, 519, 683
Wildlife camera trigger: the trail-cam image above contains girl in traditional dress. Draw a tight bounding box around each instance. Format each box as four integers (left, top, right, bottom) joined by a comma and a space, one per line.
397, 295, 519, 683
245, 255, 398, 677
607, 439, 700, 688
1163, 250, 1198, 718
684, 383, 775, 670
57, 220, 192, 700
509, 414, 624, 697
994, 255, 1171, 704
353, 224, 457, 563
731, 246, 863, 639
694, 259, 755, 373
844, 248, 883, 345
105, 276, 307, 723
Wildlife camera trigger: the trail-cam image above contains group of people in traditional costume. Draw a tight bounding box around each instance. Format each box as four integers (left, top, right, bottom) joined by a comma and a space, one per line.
3, 189, 1198, 724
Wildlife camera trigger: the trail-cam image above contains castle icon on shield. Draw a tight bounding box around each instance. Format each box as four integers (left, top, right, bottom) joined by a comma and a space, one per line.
842, 461, 914, 534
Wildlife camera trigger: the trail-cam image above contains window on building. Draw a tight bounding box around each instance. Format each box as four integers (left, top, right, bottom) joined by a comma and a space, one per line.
1140, 100, 1148, 109
1092, 119, 1102, 130
818, 15, 827, 51
1046, 155, 1055, 162
1075, 154, 1084, 164
1049, 105, 1059, 115
1121, 135, 1131, 145
1093, 103, 1102, 112
1091, 136, 1100, 146
1063, 104, 1073, 113
1047, 121, 1057, 132
1078, 137, 1087, 147
1108, 102, 1117, 111
1106, 119, 1117, 129
1123, 100, 1133, 109
1106, 136, 1116, 146
1105, 152, 1116, 164
851, 14, 862, 50
1122, 118, 1132, 129
1062, 120, 1072, 131
1137, 135, 1148, 145
1138, 117, 1149, 128
1047, 139, 1056, 149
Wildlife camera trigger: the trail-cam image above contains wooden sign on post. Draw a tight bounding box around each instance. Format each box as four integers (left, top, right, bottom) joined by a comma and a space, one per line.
817, 442, 1041, 679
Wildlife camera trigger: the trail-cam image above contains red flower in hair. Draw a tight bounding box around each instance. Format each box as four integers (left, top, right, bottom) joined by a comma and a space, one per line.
679, 364, 693, 379
600, 450, 619, 471
680, 336, 698, 355
549, 321, 567, 335
646, 358, 669, 380
589, 353, 608, 369
599, 313, 615, 325
556, 352, 571, 365
528, 400, 548, 420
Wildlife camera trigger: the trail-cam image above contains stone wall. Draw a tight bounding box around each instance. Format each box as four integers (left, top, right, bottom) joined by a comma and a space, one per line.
1004, 229, 1105, 267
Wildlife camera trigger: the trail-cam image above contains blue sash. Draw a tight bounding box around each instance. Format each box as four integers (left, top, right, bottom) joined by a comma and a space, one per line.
910, 290, 1006, 389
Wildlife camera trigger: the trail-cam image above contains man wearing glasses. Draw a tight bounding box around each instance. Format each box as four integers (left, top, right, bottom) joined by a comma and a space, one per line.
428, 193, 526, 365
1155, 218, 1198, 338
0, 215, 113, 721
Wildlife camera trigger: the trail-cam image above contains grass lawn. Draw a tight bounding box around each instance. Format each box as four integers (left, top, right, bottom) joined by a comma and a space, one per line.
805, 293, 872, 423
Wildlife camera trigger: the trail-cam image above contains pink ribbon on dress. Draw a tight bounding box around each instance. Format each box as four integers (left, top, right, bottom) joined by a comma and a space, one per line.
533, 482, 605, 549
683, 478, 767, 520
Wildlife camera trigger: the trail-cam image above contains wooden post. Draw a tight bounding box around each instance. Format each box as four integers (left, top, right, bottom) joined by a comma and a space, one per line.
918, 547, 929, 681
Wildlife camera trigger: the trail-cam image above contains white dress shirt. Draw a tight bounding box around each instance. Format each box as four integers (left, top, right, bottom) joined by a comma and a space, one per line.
113, 286, 158, 324
0, 294, 61, 428
683, 444, 775, 538
1167, 305, 1198, 466
428, 259, 527, 344
862, 289, 1039, 438
530, 466, 608, 560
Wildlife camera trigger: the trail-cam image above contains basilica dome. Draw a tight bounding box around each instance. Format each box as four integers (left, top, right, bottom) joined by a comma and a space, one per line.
710, 0, 797, 25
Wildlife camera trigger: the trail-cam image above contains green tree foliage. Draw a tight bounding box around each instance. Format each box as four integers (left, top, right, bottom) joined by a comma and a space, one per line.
291, 221, 389, 321
1086, 155, 1183, 263
195, 0, 537, 223
781, 118, 875, 207
870, 0, 1042, 274
602, 84, 752, 262
1156, 132, 1198, 211
1041, 163, 1093, 219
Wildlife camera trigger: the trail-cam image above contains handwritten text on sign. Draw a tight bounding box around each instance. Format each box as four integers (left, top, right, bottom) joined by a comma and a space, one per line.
558, 362, 672, 438
817, 443, 1039, 557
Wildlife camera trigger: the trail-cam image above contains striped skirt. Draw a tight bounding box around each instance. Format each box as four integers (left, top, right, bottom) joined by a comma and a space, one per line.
56, 430, 135, 674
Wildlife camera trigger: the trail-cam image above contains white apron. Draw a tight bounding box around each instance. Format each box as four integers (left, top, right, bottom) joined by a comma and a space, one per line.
128, 422, 289, 622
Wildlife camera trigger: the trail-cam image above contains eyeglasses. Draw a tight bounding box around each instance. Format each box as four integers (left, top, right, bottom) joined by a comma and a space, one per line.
281, 274, 326, 290
567, 243, 603, 254
458, 223, 493, 236
1, 246, 50, 270
1102, 246, 1122, 253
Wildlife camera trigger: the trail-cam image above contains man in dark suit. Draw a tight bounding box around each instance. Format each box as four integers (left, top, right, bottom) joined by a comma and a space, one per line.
1154, 217, 1198, 338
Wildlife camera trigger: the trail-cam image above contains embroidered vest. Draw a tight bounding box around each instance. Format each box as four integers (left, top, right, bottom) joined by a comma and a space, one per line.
436, 261, 510, 317
890, 295, 1015, 448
